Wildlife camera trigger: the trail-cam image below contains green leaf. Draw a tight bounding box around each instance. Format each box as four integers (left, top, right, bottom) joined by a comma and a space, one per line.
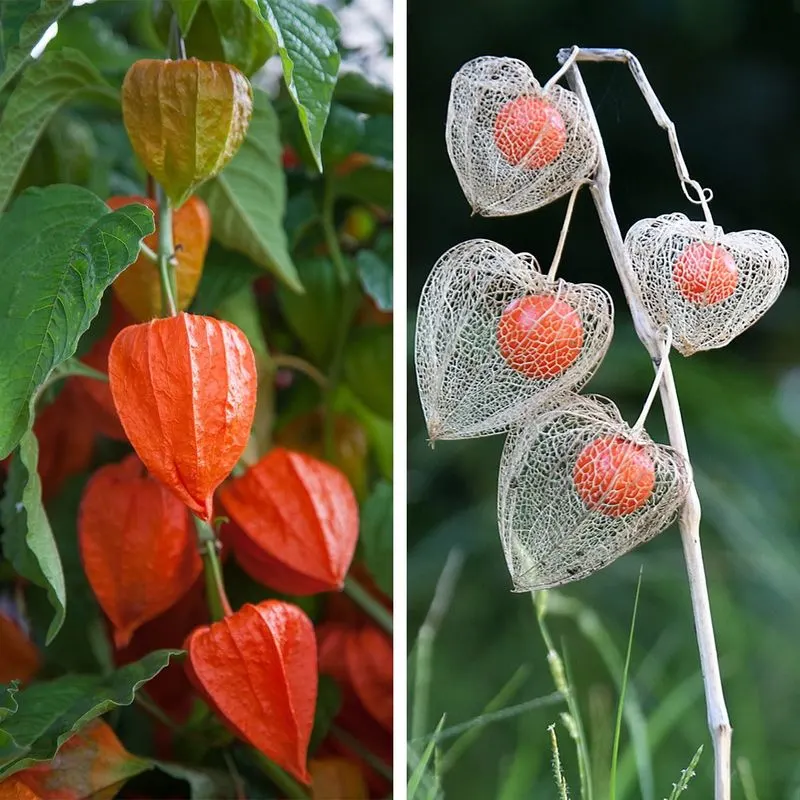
335, 164, 393, 209
49, 8, 154, 76
154, 761, 237, 800
216, 284, 268, 361
190, 241, 262, 316
182, 0, 276, 77
0, 0, 40, 71
26, 476, 111, 672
360, 114, 393, 162
0, 47, 117, 211
0, 651, 182, 778
170, 0, 204, 32
0, 0, 71, 93
360, 480, 393, 598
343, 326, 393, 418
199, 88, 301, 292
0, 427, 66, 644
334, 385, 392, 480
309, 675, 341, 754
356, 250, 392, 312
243, 0, 340, 171
334, 71, 393, 115
276, 256, 342, 364
0, 651, 179, 776
321, 103, 365, 169
0, 683, 19, 723
0, 185, 155, 458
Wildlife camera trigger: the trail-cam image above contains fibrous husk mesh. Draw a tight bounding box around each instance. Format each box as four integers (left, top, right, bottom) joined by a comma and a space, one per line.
415, 239, 614, 440
625, 213, 789, 355
446, 56, 599, 217
497, 394, 690, 591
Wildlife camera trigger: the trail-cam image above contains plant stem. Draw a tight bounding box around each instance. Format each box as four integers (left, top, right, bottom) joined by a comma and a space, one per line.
136, 691, 178, 730
322, 176, 348, 286
154, 182, 178, 317
252, 751, 310, 799
194, 517, 233, 621
410, 550, 464, 743
330, 724, 393, 781
343, 575, 392, 635
272, 353, 329, 389
557, 48, 731, 800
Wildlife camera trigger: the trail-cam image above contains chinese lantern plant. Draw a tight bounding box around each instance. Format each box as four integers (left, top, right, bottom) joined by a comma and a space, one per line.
413, 47, 788, 800
0, 1, 392, 798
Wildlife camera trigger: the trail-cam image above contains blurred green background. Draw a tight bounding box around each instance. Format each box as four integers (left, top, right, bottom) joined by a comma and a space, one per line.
407, 0, 800, 797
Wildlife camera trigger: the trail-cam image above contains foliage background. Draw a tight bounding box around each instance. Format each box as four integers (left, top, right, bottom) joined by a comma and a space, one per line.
407, 1, 800, 797
0, 0, 393, 796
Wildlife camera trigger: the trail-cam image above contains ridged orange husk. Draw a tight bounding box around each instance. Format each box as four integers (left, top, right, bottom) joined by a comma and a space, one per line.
122, 58, 253, 207
0, 612, 40, 685
5, 720, 148, 799
219, 448, 359, 594
108, 313, 257, 521
107, 195, 211, 320
78, 454, 202, 648
185, 600, 318, 784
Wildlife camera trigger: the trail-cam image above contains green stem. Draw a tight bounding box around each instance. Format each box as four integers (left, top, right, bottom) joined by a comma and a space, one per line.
252, 751, 310, 799
343, 576, 392, 635
136, 691, 178, 730
272, 353, 328, 389
322, 177, 348, 286
155, 183, 177, 317
194, 517, 232, 621
330, 724, 393, 781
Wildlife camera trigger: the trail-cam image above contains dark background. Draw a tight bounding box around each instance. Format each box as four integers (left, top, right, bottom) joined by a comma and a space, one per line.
407, 0, 800, 797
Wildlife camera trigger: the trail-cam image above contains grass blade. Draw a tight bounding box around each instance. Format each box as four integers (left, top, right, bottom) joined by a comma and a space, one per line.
666, 745, 703, 800
408, 715, 446, 799
610, 569, 643, 800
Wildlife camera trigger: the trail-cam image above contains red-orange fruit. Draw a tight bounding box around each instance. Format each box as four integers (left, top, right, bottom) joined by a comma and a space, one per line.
573, 436, 656, 517
497, 294, 583, 379
108, 313, 257, 521
0, 612, 39, 685
184, 600, 318, 784
219, 448, 359, 595
78, 454, 202, 648
493, 96, 567, 169
107, 195, 211, 321
672, 241, 738, 305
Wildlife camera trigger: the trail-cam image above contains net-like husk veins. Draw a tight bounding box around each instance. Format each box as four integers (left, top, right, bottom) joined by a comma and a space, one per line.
122, 58, 253, 208
184, 600, 318, 784
78, 454, 202, 648
107, 195, 211, 321
219, 448, 359, 595
108, 313, 257, 522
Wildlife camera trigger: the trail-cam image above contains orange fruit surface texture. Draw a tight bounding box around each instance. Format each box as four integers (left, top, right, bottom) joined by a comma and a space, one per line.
497, 294, 584, 379
184, 600, 318, 785
122, 58, 253, 207
573, 436, 656, 517
78, 454, 202, 648
672, 241, 738, 305
220, 448, 359, 596
108, 313, 257, 522
493, 95, 567, 168
107, 195, 211, 320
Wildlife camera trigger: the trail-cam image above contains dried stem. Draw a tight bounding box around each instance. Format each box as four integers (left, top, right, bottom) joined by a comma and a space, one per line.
547, 180, 586, 280
555, 48, 731, 800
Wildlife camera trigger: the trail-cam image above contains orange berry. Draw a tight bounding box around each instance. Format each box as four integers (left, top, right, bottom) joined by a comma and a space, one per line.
672, 241, 738, 305
573, 436, 655, 517
497, 294, 583, 379
493, 96, 566, 169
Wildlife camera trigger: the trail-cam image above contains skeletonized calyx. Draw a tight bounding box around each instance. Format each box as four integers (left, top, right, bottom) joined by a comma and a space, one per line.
415, 239, 614, 440
122, 58, 253, 207
446, 56, 598, 217
625, 213, 789, 355
497, 393, 690, 591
